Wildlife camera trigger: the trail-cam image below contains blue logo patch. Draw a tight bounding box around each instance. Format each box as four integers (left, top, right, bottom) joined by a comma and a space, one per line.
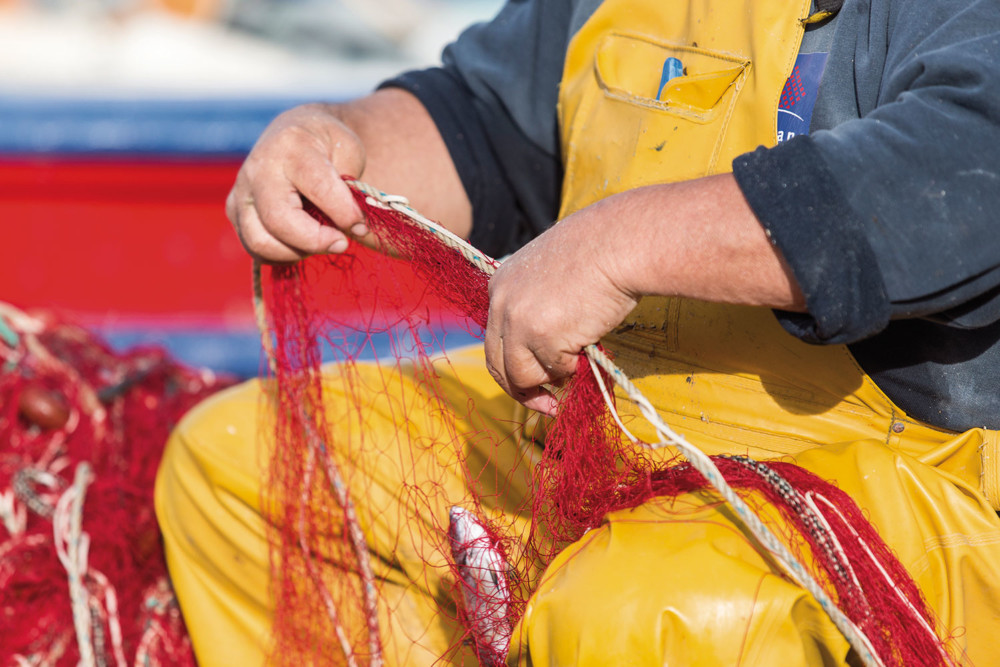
777, 52, 828, 142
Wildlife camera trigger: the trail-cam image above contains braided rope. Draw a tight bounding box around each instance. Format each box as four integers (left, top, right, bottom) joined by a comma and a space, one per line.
252, 260, 276, 375
53, 462, 98, 667
89, 569, 128, 667
346, 180, 501, 274
0, 488, 27, 535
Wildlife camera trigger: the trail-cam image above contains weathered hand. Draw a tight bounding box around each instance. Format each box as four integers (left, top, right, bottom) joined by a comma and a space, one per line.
225, 103, 368, 263
484, 198, 639, 416
483, 175, 805, 415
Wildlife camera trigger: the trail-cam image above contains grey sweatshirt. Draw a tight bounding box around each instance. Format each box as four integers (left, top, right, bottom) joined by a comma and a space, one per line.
383, 0, 1000, 431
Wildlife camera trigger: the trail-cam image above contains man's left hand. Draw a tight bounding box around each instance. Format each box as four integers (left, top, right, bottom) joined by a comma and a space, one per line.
484, 197, 639, 416
483, 174, 805, 415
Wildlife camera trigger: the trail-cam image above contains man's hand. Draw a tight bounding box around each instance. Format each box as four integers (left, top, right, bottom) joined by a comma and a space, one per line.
484, 201, 640, 416
226, 104, 370, 263
226, 88, 472, 264
484, 174, 805, 415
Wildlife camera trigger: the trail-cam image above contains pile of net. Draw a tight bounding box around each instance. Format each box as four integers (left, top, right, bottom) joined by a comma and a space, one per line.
0, 302, 234, 666
257, 182, 959, 667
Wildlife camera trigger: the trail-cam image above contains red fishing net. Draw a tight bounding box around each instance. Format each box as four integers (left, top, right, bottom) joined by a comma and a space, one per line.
257, 181, 958, 667
0, 303, 233, 666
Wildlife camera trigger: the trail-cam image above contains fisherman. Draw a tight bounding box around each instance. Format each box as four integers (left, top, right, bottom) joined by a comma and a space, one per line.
156, 0, 1000, 664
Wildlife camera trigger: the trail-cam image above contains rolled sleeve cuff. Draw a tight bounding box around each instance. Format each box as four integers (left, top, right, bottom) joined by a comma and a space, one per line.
732, 136, 890, 344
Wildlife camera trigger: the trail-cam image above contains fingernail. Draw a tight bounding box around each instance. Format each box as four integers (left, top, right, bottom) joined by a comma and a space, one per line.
327, 239, 349, 254
351, 223, 369, 237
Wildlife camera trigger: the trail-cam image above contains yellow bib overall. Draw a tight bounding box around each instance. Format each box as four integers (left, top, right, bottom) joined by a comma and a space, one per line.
155, 0, 1000, 664
509, 0, 1000, 664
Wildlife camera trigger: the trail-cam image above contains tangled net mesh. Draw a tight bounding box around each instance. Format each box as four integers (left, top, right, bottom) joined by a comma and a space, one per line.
257, 182, 960, 667
0, 302, 235, 666
0, 179, 960, 666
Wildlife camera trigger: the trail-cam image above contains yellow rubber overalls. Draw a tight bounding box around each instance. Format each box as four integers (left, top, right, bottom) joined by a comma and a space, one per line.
155, 0, 1000, 664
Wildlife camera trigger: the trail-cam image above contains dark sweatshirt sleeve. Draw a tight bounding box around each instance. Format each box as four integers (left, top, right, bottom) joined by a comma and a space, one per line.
380, 0, 578, 258
733, 0, 1000, 344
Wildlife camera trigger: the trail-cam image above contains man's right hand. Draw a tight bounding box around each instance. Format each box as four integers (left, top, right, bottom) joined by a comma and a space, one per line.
226, 88, 472, 264
225, 103, 371, 264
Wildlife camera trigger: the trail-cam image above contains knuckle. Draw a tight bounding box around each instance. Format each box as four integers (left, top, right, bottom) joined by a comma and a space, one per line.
278, 123, 317, 149
484, 361, 507, 389
237, 219, 266, 254
505, 363, 538, 391
224, 189, 240, 223
488, 263, 510, 290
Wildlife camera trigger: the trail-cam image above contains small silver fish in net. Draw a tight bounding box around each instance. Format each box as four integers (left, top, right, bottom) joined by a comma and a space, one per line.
448, 506, 512, 666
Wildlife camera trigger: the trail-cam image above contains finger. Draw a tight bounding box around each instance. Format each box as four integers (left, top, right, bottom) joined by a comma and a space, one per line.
519, 387, 559, 417
484, 331, 559, 416
254, 181, 352, 256
225, 186, 241, 227
231, 196, 313, 264
483, 316, 509, 393
502, 337, 562, 414
287, 156, 368, 235
502, 338, 556, 395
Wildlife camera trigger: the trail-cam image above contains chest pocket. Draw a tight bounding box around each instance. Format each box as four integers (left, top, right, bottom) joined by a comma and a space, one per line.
557, 0, 811, 218
562, 33, 750, 215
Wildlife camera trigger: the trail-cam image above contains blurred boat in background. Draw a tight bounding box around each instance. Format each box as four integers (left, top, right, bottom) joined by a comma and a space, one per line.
0, 0, 500, 376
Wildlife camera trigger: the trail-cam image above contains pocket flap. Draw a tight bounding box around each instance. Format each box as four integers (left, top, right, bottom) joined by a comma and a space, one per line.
595, 33, 749, 117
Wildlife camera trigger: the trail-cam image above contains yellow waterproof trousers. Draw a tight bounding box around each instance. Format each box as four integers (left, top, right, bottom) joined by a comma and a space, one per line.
156, 341, 1000, 666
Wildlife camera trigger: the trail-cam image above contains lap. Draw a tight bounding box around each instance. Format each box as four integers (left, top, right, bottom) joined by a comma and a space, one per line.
155, 347, 542, 666
512, 441, 1000, 666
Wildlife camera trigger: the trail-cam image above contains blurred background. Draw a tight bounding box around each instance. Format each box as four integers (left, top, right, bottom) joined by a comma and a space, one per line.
0, 0, 503, 377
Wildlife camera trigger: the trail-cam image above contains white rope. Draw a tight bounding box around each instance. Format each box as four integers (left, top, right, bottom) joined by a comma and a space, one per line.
585, 346, 884, 666
89, 569, 128, 667
347, 180, 887, 667
0, 488, 26, 536
586, 353, 639, 445
133, 578, 182, 667
348, 180, 501, 275
811, 493, 958, 667
53, 462, 97, 667
804, 492, 865, 593
12, 631, 73, 667
52, 465, 129, 667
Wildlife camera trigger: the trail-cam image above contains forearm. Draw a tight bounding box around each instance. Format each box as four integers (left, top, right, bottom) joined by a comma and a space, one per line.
333, 88, 472, 238
592, 174, 805, 311
483, 172, 805, 415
